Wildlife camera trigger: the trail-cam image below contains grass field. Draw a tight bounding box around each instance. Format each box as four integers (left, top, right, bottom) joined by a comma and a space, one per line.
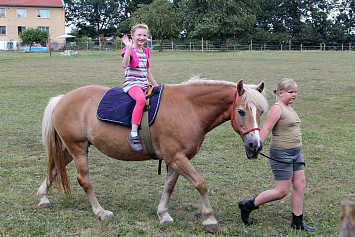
0, 50, 354, 236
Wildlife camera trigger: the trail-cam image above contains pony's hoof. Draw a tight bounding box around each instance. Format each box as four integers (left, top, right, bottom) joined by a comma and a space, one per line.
160, 219, 174, 225
204, 224, 219, 233
38, 202, 51, 209
100, 211, 114, 221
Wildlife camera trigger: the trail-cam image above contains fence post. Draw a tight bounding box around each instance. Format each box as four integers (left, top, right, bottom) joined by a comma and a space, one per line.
339, 200, 355, 237
202, 38, 204, 52
301, 44, 302, 51
349, 43, 351, 51
289, 40, 291, 50
250, 38, 253, 51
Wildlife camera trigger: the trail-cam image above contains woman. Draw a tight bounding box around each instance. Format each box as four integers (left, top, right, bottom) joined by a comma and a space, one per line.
238, 78, 316, 231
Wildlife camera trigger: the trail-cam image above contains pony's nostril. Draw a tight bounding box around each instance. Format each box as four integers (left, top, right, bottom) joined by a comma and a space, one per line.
249, 142, 254, 148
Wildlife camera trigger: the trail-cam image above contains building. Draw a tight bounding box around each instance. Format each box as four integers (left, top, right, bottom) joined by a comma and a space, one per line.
0, 0, 65, 50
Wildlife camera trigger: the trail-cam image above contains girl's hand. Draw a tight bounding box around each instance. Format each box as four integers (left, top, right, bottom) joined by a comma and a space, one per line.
122, 35, 132, 48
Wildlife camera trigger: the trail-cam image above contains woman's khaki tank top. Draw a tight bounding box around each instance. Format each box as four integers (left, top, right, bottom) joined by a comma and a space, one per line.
270, 102, 302, 150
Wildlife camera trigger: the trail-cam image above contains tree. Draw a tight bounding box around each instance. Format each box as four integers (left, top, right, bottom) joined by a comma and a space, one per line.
19, 28, 49, 50
131, 0, 181, 52
64, 0, 127, 38
182, 0, 257, 51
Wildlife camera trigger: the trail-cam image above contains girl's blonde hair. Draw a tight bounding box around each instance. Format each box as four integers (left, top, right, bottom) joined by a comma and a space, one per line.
273, 78, 298, 100
131, 23, 149, 34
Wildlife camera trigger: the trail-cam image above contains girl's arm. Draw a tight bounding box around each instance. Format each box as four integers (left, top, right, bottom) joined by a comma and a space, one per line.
147, 70, 158, 87
122, 35, 132, 69
260, 104, 282, 143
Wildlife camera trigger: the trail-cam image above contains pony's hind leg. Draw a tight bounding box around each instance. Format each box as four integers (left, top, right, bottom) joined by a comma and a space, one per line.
157, 165, 180, 225
37, 148, 73, 209
67, 142, 113, 221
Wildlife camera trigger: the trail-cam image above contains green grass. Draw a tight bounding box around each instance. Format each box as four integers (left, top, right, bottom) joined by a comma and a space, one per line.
0, 50, 354, 236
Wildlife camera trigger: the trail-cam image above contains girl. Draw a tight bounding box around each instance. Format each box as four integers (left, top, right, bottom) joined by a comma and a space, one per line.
121, 23, 158, 152
238, 79, 316, 231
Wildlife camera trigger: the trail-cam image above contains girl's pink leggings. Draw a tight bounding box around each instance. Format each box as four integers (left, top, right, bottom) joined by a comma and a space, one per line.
128, 86, 146, 125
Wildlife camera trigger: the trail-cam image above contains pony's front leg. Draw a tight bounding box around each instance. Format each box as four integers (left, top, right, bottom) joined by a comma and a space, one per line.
157, 165, 179, 225
170, 155, 219, 233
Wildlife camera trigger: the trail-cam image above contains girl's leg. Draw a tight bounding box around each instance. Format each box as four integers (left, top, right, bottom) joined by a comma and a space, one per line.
128, 86, 146, 128
254, 179, 292, 207
291, 170, 306, 215
239, 179, 291, 225
127, 86, 146, 151
290, 170, 316, 231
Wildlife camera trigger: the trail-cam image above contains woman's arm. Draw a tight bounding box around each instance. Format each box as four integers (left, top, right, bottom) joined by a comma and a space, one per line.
260, 104, 282, 143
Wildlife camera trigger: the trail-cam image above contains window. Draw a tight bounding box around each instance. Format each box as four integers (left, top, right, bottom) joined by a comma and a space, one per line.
37, 9, 50, 18
18, 26, 26, 35
0, 8, 6, 17
38, 26, 49, 34
0, 26, 6, 35
17, 8, 27, 18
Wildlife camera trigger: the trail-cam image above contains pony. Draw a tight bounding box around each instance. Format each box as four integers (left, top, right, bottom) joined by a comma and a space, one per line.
37, 78, 268, 233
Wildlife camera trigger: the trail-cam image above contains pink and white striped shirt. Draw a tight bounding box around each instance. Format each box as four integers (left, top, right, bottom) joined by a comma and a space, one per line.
122, 48, 150, 92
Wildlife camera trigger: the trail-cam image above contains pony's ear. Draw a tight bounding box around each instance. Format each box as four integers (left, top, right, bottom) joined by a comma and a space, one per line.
237, 80, 245, 96
257, 81, 264, 93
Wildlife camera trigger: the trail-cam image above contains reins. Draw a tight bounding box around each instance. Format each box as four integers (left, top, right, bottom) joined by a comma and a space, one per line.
231, 89, 305, 167
231, 89, 260, 138
259, 152, 306, 166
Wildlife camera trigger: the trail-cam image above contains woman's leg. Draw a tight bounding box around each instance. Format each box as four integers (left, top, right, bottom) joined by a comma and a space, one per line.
254, 179, 292, 207
291, 170, 306, 215
239, 179, 291, 225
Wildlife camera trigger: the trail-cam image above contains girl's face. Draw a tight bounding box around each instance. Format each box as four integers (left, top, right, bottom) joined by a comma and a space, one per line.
131, 28, 148, 48
279, 86, 297, 105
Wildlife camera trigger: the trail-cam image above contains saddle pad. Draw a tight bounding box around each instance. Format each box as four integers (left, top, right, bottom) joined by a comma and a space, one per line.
96, 85, 164, 128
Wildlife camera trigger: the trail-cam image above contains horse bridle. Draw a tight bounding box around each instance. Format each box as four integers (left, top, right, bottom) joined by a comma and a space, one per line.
231, 89, 260, 139
231, 89, 305, 166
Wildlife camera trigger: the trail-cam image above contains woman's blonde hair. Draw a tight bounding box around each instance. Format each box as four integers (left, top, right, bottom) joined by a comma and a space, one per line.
273, 78, 298, 100
131, 23, 149, 34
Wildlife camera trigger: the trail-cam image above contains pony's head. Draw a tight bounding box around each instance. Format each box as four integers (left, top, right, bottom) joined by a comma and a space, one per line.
231, 80, 268, 159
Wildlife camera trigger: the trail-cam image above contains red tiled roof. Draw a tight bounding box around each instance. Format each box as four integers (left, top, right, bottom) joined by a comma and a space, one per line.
0, 0, 64, 7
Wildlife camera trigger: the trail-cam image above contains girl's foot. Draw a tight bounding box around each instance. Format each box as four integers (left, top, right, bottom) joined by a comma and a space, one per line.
127, 134, 143, 152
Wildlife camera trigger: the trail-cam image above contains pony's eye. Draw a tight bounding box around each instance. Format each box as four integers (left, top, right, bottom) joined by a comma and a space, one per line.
238, 109, 246, 116
260, 110, 264, 115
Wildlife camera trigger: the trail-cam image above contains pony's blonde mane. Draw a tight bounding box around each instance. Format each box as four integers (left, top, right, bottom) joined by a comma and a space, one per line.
180, 76, 269, 111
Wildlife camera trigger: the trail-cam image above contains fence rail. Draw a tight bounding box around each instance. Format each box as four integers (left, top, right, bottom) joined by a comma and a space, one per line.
63, 39, 354, 52
1, 39, 354, 52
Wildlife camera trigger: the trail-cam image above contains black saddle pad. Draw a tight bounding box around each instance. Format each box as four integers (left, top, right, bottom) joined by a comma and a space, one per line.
96, 85, 164, 127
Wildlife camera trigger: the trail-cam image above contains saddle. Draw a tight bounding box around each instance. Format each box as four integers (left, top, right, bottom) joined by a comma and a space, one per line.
96, 85, 164, 128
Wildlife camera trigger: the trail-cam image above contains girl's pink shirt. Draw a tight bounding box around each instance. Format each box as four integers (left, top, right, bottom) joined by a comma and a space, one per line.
121, 47, 150, 69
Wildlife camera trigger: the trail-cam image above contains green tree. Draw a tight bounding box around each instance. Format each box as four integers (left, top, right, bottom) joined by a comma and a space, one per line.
19, 28, 49, 50
64, 0, 126, 37
132, 0, 181, 52
182, 0, 257, 51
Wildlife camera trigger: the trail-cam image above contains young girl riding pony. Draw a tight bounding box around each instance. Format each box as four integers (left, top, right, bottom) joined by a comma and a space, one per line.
121, 23, 158, 152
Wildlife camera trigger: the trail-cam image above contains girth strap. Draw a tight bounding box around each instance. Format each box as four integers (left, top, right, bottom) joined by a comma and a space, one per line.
141, 97, 162, 175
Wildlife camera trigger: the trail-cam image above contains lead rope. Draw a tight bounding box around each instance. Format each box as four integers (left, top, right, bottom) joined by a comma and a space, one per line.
259, 152, 306, 166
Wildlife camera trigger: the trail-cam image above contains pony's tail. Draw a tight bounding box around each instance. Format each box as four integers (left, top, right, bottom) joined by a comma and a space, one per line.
42, 95, 71, 198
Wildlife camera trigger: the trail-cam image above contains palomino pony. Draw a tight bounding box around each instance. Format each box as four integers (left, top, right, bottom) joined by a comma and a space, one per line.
37, 78, 268, 233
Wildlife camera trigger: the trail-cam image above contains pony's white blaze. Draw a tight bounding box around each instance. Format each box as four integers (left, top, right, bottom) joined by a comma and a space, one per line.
251, 105, 262, 145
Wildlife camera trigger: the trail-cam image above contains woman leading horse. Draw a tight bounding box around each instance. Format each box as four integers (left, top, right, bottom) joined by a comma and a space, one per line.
37, 78, 268, 233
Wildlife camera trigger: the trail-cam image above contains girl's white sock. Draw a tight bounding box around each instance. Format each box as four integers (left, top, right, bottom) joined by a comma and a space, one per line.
131, 131, 138, 137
